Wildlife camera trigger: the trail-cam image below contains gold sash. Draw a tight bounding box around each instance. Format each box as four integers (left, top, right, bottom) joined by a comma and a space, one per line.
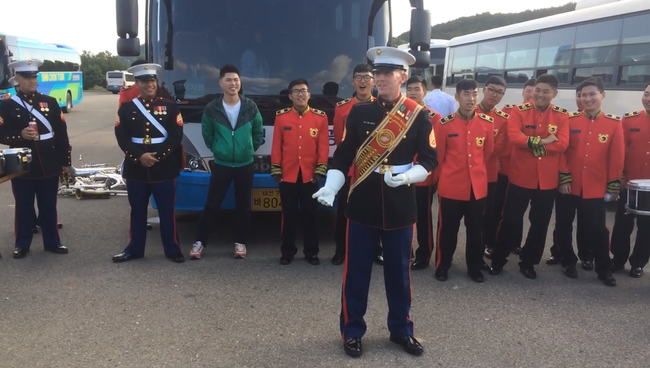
349, 96, 423, 195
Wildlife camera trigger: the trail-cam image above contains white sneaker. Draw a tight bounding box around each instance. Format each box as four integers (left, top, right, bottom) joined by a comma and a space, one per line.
234, 243, 247, 259
189, 241, 204, 260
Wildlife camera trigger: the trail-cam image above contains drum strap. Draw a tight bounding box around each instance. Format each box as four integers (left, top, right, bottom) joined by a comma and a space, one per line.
11, 95, 53, 138
132, 98, 168, 140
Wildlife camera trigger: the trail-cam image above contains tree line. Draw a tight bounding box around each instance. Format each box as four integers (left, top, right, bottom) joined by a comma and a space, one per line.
80, 45, 145, 90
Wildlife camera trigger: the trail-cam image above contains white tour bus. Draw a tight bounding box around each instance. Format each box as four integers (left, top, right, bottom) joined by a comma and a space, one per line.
105, 70, 135, 94
442, 0, 650, 115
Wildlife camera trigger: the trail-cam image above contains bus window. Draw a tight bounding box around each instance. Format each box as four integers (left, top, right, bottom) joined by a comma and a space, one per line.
537, 27, 575, 67
505, 33, 539, 70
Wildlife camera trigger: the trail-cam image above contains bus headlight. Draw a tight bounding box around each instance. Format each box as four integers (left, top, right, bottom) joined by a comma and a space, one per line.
184, 152, 207, 172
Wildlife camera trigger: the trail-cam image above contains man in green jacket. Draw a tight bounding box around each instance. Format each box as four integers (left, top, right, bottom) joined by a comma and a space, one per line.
189, 64, 264, 260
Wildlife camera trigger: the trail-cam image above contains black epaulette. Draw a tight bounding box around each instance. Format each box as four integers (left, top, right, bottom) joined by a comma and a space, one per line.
503, 104, 514, 109
569, 111, 581, 118
624, 110, 641, 118
604, 113, 621, 121
440, 114, 455, 125
518, 103, 532, 111
552, 105, 568, 114
425, 108, 437, 119
478, 113, 493, 123
495, 109, 509, 119
311, 108, 326, 117
276, 108, 291, 116
336, 98, 352, 107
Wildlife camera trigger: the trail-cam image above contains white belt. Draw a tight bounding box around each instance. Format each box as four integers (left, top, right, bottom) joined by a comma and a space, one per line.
131, 137, 166, 144
39, 132, 54, 141
374, 163, 413, 174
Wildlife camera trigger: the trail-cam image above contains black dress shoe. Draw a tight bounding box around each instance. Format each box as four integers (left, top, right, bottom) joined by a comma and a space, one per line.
374, 254, 384, 265
519, 263, 537, 279
389, 335, 424, 355
343, 337, 362, 357
332, 253, 345, 265
167, 253, 185, 263
480, 261, 491, 271
546, 255, 561, 265
434, 269, 448, 281
44, 245, 68, 254
468, 270, 484, 283
598, 271, 616, 286
563, 265, 578, 279
306, 255, 320, 265
630, 267, 644, 278
57, 223, 63, 229
581, 260, 594, 271
112, 252, 143, 263
13, 248, 29, 259
488, 266, 502, 275
484, 247, 493, 259
280, 256, 292, 265
411, 259, 429, 270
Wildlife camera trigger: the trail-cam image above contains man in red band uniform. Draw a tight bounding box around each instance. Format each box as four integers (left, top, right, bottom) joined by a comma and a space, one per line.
118, 60, 147, 108
611, 83, 650, 278
313, 47, 437, 357
332, 63, 383, 266
556, 77, 622, 286
271, 79, 329, 265
487, 78, 536, 258
434, 78, 493, 282
112, 63, 185, 263
476, 76, 508, 261
548, 85, 595, 267
489, 74, 569, 279
0, 59, 72, 259
406, 75, 442, 271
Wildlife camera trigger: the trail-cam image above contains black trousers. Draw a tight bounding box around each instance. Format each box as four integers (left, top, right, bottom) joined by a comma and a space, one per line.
279, 170, 320, 258
334, 175, 382, 257
555, 194, 611, 274
195, 162, 255, 246
413, 184, 437, 263
435, 190, 486, 272
492, 183, 556, 267
483, 178, 502, 249
611, 191, 650, 269
549, 191, 593, 261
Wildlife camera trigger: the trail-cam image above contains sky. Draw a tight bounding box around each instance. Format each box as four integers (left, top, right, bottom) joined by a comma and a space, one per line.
2, 0, 575, 55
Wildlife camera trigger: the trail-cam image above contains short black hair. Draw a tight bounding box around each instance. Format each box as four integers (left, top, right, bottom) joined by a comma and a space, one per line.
575, 85, 582, 93
353, 63, 373, 74
524, 78, 536, 88
288, 78, 309, 90
220, 64, 240, 79
456, 78, 478, 94
579, 77, 605, 94
407, 75, 427, 89
535, 74, 559, 89
431, 75, 443, 88
131, 59, 148, 67
485, 75, 506, 89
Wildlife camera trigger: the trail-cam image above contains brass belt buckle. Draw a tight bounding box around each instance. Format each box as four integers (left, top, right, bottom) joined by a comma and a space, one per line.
379, 164, 393, 175
143, 137, 151, 145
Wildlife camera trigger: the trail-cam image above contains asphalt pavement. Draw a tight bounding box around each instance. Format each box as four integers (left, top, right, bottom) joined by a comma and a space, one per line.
0, 92, 649, 368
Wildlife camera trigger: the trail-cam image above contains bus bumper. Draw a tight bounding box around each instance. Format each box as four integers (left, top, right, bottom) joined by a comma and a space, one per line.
151, 171, 337, 212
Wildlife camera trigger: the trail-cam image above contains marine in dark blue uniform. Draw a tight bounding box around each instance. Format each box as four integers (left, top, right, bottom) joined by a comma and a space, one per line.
0, 59, 71, 259
112, 63, 185, 263
313, 47, 438, 357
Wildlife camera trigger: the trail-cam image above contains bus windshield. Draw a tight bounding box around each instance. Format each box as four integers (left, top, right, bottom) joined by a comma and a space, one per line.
150, 0, 389, 105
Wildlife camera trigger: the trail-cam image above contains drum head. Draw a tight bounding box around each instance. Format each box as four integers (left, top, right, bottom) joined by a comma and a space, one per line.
628, 179, 650, 190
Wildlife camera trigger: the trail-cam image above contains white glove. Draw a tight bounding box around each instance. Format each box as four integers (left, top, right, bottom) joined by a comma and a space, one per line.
312, 169, 346, 207
383, 165, 428, 188
604, 193, 619, 202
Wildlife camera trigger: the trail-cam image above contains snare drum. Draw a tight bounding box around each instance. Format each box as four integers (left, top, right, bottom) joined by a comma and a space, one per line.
2, 148, 32, 175
625, 179, 650, 216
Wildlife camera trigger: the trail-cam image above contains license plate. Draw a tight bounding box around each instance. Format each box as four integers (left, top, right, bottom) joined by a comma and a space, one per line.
251, 188, 282, 211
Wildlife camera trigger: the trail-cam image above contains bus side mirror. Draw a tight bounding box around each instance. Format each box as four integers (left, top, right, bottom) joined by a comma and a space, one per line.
116, 0, 141, 57
409, 8, 431, 69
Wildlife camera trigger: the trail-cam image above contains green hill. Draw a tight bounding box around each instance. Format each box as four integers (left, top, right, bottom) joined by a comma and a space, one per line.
393, 2, 576, 45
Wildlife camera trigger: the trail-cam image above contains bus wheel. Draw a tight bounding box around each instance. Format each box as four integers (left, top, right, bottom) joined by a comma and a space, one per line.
63, 92, 73, 113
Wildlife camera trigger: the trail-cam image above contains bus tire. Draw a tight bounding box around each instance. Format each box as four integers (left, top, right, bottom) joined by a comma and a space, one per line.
63, 91, 73, 113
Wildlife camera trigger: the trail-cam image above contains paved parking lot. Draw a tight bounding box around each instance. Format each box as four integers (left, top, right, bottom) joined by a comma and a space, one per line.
0, 92, 649, 367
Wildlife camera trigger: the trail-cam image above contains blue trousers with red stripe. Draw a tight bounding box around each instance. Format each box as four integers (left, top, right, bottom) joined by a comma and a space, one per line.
12, 176, 60, 249
124, 179, 181, 257
340, 220, 414, 339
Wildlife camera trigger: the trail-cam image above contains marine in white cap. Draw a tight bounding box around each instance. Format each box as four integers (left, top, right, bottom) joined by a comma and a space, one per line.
313, 46, 438, 357
0, 58, 72, 259
113, 62, 186, 264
